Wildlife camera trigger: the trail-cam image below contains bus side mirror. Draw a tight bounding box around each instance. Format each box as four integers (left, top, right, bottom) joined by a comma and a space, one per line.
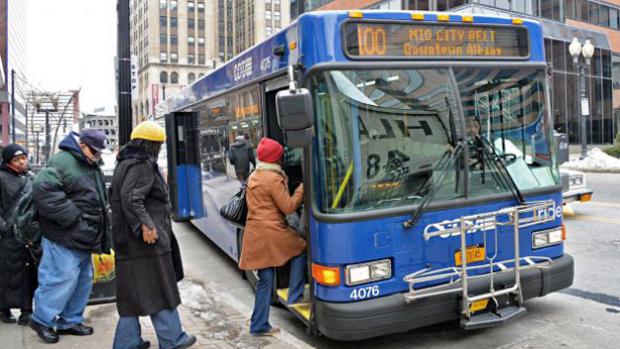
276, 88, 314, 148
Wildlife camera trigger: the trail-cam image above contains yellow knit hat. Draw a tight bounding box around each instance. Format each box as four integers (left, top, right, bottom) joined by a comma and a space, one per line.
130, 121, 166, 142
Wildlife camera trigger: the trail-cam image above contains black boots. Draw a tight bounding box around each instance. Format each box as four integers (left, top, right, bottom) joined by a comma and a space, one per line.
0, 309, 16, 324
56, 323, 94, 336
30, 320, 59, 344
18, 310, 32, 326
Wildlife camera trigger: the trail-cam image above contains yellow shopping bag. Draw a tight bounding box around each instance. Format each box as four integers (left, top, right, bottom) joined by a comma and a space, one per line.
92, 250, 115, 284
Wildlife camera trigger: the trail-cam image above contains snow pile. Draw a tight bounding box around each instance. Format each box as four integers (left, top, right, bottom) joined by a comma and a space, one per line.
179, 280, 210, 310
561, 148, 620, 172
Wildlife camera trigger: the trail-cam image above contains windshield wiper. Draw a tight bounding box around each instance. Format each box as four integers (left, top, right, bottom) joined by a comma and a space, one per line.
403, 141, 465, 229
475, 135, 525, 205
377, 194, 423, 206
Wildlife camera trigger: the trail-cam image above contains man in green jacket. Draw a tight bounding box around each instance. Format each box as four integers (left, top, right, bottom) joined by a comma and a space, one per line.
30, 130, 112, 344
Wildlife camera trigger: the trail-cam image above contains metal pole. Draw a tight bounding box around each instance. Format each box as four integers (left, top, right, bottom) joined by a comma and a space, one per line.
44, 111, 51, 163
34, 131, 39, 165
24, 104, 28, 152
162, 84, 166, 100
579, 64, 588, 159
11, 69, 15, 143
117, 0, 133, 145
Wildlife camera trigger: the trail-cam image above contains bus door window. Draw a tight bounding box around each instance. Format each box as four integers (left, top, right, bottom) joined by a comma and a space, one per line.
264, 86, 304, 194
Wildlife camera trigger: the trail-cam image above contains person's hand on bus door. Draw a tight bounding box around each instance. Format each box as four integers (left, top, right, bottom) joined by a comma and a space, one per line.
141, 223, 158, 244
295, 183, 304, 197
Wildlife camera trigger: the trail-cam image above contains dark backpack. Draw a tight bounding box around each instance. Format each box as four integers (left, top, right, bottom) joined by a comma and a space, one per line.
13, 179, 42, 246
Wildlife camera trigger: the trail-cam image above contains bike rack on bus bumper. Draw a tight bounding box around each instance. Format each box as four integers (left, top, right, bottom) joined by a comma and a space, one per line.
402, 200, 557, 324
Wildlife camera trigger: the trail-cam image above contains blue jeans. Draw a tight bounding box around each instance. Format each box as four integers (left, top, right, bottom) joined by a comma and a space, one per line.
32, 238, 93, 329
113, 307, 191, 349
250, 252, 306, 334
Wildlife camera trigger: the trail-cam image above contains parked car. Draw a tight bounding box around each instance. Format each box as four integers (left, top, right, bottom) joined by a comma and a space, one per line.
560, 168, 593, 204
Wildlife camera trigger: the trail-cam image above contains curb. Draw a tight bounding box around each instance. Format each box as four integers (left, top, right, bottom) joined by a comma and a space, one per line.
561, 166, 620, 174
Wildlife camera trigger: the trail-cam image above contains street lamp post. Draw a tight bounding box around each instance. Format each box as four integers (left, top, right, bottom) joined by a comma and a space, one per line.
569, 37, 595, 160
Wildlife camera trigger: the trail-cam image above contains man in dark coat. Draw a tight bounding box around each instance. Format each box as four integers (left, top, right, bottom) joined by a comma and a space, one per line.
110, 121, 195, 349
0, 144, 37, 326
228, 135, 256, 181
30, 130, 112, 344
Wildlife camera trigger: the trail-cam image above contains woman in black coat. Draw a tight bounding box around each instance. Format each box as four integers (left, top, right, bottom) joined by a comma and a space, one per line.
0, 144, 37, 326
110, 121, 195, 349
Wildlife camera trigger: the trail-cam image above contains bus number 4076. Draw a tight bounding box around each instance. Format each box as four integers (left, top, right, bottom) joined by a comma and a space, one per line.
350, 285, 380, 300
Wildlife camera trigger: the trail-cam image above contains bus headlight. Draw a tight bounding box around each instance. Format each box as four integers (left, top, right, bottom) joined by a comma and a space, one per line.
532, 228, 563, 249
345, 259, 391, 286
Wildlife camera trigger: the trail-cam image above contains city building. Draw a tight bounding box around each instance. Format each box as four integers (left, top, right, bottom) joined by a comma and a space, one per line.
0, 0, 27, 145
217, 0, 290, 61
80, 113, 119, 150
130, 0, 290, 124
130, 0, 217, 124
293, 0, 620, 145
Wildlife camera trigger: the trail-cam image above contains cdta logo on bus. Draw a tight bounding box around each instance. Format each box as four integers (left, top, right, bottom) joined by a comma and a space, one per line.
424, 204, 563, 239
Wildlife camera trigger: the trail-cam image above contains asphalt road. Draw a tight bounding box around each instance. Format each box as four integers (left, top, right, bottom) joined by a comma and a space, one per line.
176, 172, 620, 349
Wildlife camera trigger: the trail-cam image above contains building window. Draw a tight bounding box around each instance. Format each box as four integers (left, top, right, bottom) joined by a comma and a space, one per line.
198, 37, 205, 46
188, 54, 195, 64
188, 1, 195, 10
160, 34, 167, 44
170, 34, 178, 45
170, 17, 177, 27
266, 26, 272, 36
198, 19, 205, 29
170, 0, 177, 10
198, 2, 205, 12
171, 52, 178, 62
171, 72, 179, 84
160, 71, 168, 83
199, 54, 205, 64
266, 10, 272, 20
160, 52, 168, 62
160, 0, 167, 9
188, 18, 195, 28
188, 73, 196, 83
160, 16, 167, 26
188, 36, 195, 44
274, 11, 280, 21
198, 73, 204, 78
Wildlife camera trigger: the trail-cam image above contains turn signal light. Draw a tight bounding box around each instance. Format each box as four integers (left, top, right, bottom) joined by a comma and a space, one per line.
437, 14, 450, 22
312, 263, 341, 286
580, 193, 592, 202
411, 13, 425, 21
562, 224, 567, 241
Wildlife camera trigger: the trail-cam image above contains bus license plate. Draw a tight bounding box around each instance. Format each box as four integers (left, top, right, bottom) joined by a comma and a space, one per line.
454, 245, 485, 266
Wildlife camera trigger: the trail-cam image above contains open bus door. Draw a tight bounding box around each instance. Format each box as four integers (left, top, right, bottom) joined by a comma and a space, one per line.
165, 112, 204, 221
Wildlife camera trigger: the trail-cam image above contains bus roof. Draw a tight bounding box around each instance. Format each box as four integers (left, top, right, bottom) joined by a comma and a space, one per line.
164, 10, 544, 114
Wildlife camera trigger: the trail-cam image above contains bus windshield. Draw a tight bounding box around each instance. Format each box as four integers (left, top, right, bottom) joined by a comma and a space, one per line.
312, 68, 559, 214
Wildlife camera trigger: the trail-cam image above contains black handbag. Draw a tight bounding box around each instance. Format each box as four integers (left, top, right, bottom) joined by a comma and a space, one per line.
219, 185, 248, 225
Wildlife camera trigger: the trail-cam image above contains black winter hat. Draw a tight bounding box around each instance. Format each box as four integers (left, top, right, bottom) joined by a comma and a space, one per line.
1, 143, 27, 164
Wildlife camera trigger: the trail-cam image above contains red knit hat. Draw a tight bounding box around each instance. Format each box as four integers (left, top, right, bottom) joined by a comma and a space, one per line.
257, 137, 284, 163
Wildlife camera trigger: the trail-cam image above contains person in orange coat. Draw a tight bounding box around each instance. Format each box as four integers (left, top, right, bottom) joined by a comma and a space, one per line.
238, 137, 306, 336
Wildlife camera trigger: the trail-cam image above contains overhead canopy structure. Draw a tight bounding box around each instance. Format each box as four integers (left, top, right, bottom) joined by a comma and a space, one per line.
24, 90, 80, 164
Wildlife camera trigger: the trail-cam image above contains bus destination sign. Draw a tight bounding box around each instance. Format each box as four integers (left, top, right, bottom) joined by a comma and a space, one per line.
344, 22, 529, 59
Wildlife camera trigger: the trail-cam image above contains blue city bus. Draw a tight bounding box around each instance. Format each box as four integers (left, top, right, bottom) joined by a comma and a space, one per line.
162, 10, 574, 341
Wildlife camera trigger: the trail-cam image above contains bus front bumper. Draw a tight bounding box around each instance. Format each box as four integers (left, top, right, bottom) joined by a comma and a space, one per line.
314, 254, 574, 341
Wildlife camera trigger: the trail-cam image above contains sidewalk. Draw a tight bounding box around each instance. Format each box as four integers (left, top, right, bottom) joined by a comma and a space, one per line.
1, 278, 313, 349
